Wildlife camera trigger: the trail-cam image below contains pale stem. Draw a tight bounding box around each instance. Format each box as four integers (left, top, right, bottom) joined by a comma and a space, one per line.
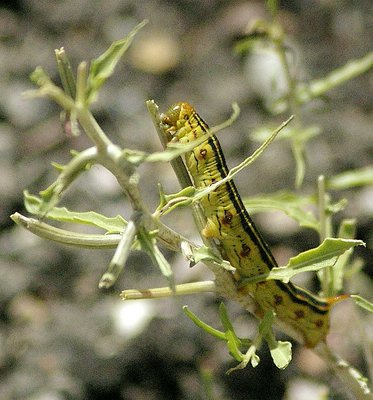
318, 175, 333, 296
297, 51, 373, 104
10, 213, 121, 248
121, 281, 217, 300
316, 343, 373, 400
99, 214, 140, 289
55, 47, 76, 98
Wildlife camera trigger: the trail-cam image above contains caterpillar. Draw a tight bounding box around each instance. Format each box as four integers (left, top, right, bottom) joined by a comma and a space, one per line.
162, 102, 345, 347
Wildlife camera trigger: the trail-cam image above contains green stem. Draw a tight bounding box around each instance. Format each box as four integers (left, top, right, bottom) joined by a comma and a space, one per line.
146, 100, 221, 253
77, 107, 112, 151
316, 343, 373, 400
76, 61, 87, 108
296, 51, 373, 104
38, 147, 98, 214
99, 212, 141, 289
55, 47, 76, 99
120, 281, 217, 300
318, 175, 333, 296
11, 213, 121, 248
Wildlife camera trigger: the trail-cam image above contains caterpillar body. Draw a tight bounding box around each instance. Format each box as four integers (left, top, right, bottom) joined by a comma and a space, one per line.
162, 102, 345, 347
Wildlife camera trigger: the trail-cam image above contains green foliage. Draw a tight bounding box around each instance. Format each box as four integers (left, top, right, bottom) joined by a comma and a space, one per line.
183, 305, 292, 372
86, 20, 148, 104
24, 191, 127, 233
10, 9, 373, 397
352, 295, 373, 314
243, 190, 319, 230
326, 166, 373, 190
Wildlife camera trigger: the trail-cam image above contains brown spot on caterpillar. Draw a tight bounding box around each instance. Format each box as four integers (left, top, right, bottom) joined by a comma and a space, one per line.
294, 309, 305, 319
315, 319, 324, 328
273, 294, 283, 305
221, 210, 233, 225
240, 243, 251, 257
199, 148, 207, 159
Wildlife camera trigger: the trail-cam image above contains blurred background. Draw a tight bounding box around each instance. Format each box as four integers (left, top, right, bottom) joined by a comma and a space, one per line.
0, 1, 372, 399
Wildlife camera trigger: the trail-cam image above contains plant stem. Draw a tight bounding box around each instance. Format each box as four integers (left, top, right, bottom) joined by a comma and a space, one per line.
99, 213, 140, 289
316, 343, 373, 400
11, 213, 122, 248
55, 47, 76, 99
318, 175, 333, 296
121, 281, 217, 300
296, 51, 373, 104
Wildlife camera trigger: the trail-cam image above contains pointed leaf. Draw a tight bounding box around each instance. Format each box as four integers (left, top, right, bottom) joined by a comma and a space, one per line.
138, 228, 174, 289
219, 303, 243, 361
24, 192, 127, 233
332, 219, 357, 292
188, 245, 235, 272
87, 20, 147, 103
351, 295, 373, 314
326, 166, 373, 190
183, 306, 226, 340
270, 238, 365, 282
243, 190, 319, 230
258, 311, 275, 336
11, 212, 121, 249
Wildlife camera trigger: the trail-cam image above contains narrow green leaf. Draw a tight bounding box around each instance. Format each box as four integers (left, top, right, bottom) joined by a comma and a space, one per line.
351, 295, 373, 314
338, 219, 357, 239
87, 20, 148, 104
138, 228, 174, 289
24, 192, 127, 233
286, 237, 364, 268
183, 306, 226, 341
331, 219, 357, 292
294, 51, 373, 105
188, 245, 235, 272
234, 37, 262, 55
258, 311, 275, 337
243, 190, 319, 230
55, 47, 76, 99
326, 198, 348, 214
292, 137, 306, 188
251, 125, 320, 143
209, 102, 240, 135
272, 238, 365, 282
11, 212, 121, 249
251, 125, 320, 188
219, 303, 243, 362
227, 345, 260, 374
326, 166, 373, 190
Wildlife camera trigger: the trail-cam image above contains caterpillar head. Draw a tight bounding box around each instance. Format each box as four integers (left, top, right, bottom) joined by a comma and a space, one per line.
161, 102, 195, 142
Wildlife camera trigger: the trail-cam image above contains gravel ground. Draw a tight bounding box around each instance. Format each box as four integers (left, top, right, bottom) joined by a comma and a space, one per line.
0, 1, 372, 399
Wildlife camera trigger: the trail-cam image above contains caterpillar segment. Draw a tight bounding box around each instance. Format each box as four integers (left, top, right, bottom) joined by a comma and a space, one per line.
162, 102, 346, 347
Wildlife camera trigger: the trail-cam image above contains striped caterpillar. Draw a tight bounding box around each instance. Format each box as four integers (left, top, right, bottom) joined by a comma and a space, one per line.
162, 102, 345, 347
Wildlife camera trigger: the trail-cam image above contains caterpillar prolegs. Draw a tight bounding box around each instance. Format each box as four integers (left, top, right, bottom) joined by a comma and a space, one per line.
162, 102, 345, 347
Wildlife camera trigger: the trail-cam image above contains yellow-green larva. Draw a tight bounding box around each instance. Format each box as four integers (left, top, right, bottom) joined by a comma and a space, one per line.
162, 102, 346, 347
